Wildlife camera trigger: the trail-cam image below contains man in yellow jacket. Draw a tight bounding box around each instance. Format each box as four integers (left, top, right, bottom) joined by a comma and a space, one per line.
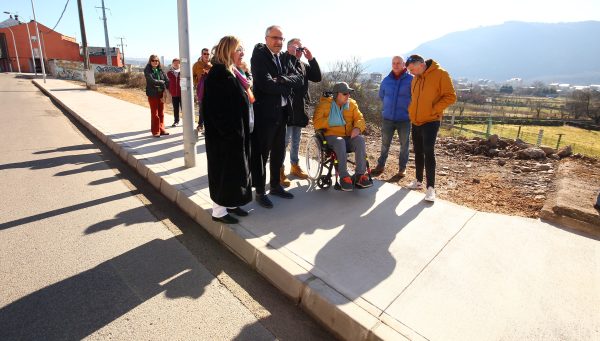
313, 82, 372, 191
192, 48, 212, 132
405, 55, 456, 202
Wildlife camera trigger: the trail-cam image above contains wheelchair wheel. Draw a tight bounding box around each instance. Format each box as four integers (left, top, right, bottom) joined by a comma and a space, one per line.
317, 175, 332, 189
305, 136, 323, 180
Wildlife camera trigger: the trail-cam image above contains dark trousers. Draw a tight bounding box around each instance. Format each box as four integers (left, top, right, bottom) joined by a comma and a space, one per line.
172, 96, 182, 123
251, 108, 287, 194
197, 101, 204, 128
412, 121, 440, 188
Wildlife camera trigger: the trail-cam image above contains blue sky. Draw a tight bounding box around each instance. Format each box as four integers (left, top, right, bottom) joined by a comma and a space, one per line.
3, 0, 600, 67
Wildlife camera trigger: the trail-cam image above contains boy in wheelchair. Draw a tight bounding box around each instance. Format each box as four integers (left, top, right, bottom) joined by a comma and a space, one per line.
313, 82, 373, 191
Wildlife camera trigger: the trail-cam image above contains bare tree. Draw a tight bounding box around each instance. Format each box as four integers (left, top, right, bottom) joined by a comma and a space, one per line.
566, 89, 600, 124
308, 57, 382, 126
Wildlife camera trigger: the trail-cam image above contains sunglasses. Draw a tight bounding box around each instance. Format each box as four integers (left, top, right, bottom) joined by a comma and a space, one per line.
202, 53, 209, 55
151, 60, 159, 62
342, 93, 350, 96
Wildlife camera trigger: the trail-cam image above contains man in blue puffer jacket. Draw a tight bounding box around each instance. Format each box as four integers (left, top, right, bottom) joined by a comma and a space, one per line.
371, 56, 413, 178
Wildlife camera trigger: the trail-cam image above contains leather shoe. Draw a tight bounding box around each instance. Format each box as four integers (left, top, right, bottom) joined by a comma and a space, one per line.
212, 214, 239, 224
227, 207, 249, 217
270, 186, 294, 199
160, 131, 170, 135
255, 194, 273, 208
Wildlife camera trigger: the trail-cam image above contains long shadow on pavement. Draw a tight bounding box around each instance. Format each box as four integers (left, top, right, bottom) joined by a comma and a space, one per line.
0, 237, 216, 340
0, 191, 138, 231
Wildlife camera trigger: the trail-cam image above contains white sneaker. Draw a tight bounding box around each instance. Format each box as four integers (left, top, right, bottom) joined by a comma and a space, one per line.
406, 180, 423, 190
424, 186, 436, 202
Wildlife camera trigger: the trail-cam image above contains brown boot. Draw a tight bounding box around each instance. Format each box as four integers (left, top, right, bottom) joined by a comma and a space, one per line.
290, 163, 309, 179
370, 165, 385, 177
280, 167, 291, 187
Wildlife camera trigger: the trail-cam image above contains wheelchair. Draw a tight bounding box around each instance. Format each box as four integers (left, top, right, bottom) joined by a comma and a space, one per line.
304, 130, 373, 190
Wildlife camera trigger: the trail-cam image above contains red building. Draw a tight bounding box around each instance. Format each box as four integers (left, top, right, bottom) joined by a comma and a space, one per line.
0, 17, 80, 73
0, 17, 122, 73
87, 46, 124, 67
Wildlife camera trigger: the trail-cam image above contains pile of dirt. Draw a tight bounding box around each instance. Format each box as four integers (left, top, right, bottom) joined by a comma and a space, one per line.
360, 129, 598, 219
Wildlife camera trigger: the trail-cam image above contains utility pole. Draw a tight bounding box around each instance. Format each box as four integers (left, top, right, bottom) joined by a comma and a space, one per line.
77, 0, 90, 70
177, 0, 196, 168
115, 36, 126, 65
77, 0, 95, 89
97, 0, 111, 65
30, 0, 46, 82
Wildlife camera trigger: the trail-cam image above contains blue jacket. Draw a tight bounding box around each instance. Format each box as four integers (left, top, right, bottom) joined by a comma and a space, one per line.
379, 70, 412, 122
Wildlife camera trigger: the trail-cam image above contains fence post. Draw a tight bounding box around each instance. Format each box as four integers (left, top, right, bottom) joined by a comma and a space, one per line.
536, 129, 544, 146
450, 112, 455, 129
556, 133, 564, 149
486, 116, 492, 138
517, 126, 522, 139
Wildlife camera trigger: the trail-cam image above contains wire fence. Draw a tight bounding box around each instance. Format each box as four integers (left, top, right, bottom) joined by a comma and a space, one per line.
441, 117, 600, 158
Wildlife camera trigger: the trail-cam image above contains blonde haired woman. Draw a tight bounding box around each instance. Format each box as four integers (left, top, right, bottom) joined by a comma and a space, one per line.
203, 36, 252, 224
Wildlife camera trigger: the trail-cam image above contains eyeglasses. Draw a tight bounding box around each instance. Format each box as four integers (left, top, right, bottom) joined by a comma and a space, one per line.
267, 36, 285, 42
202, 53, 209, 56
342, 93, 350, 96
235, 47, 244, 53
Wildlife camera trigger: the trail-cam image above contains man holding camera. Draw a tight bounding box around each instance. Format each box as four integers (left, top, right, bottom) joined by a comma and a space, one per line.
281, 38, 322, 185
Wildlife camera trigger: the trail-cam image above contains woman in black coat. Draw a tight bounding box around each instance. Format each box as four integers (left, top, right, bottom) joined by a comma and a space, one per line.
203, 36, 252, 224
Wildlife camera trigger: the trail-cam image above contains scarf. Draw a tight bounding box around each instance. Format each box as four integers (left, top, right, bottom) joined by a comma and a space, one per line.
233, 67, 255, 104
328, 101, 348, 127
152, 67, 161, 80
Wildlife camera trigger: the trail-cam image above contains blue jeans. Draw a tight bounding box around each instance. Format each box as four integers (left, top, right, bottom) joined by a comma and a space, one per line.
377, 119, 411, 170
324, 135, 367, 179
285, 125, 302, 165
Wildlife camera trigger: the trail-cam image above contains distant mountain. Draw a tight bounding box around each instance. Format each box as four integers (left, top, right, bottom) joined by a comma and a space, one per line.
364, 21, 600, 85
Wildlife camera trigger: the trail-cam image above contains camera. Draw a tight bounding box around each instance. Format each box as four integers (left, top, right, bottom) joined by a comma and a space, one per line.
296, 47, 305, 52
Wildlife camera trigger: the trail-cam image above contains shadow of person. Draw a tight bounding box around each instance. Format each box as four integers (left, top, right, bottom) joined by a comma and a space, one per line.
311, 187, 429, 305
0, 238, 210, 340
244, 179, 430, 309
84, 206, 158, 234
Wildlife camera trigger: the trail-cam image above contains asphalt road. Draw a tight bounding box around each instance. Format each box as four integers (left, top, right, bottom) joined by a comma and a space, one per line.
0, 73, 333, 341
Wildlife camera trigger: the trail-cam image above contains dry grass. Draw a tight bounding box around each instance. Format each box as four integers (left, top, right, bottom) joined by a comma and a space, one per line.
95, 72, 146, 90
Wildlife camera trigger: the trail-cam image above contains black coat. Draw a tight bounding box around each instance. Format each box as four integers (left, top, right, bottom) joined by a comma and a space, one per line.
286, 54, 322, 127
144, 64, 169, 98
250, 44, 303, 128
202, 64, 252, 207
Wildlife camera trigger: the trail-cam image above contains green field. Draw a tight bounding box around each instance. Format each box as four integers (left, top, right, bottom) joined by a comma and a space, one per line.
441, 124, 600, 157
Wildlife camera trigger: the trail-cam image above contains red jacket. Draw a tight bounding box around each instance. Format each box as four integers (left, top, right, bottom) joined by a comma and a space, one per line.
167, 69, 181, 97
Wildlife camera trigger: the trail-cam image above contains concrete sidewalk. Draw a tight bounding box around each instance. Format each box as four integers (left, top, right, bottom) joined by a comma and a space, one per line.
34, 78, 600, 341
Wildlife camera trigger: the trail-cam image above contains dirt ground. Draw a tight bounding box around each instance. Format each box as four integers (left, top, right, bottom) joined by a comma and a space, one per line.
84, 81, 600, 219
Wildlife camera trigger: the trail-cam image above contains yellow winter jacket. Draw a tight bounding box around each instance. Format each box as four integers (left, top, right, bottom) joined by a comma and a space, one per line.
192, 60, 212, 86
408, 60, 457, 126
313, 97, 366, 136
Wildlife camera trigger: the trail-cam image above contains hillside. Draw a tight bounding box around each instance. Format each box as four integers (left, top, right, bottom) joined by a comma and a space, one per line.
365, 21, 600, 84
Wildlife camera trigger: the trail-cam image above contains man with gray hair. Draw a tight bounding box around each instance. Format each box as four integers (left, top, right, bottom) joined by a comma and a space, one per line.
282, 37, 322, 184
371, 56, 413, 179
250, 25, 303, 208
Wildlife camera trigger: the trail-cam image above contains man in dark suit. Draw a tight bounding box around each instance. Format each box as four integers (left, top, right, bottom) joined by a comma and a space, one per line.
251, 25, 303, 208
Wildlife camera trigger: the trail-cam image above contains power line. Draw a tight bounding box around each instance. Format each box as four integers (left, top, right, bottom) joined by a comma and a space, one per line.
43, 0, 71, 34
